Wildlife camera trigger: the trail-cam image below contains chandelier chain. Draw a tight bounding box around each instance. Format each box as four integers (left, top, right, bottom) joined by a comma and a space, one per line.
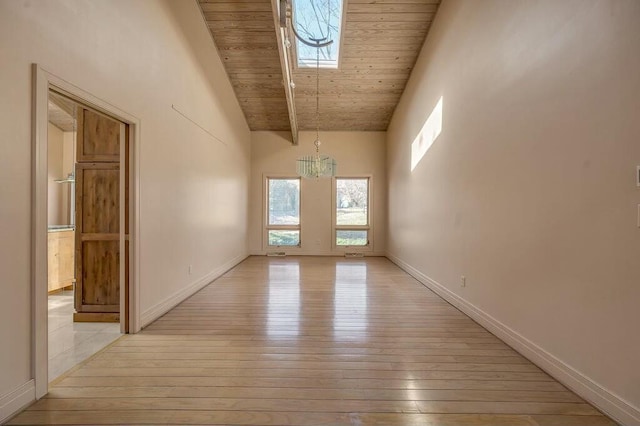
293, 1, 336, 179
315, 41, 320, 154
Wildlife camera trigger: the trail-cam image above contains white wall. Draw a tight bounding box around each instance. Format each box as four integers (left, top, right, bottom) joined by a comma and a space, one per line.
47, 123, 65, 225
386, 0, 640, 424
61, 131, 75, 224
47, 124, 74, 226
250, 131, 386, 255
0, 0, 250, 418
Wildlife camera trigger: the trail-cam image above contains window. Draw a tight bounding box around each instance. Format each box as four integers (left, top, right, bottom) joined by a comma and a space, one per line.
292, 0, 344, 69
266, 178, 301, 247
334, 177, 370, 248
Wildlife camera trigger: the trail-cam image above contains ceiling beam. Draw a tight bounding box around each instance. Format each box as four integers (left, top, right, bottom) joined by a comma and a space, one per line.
271, 0, 298, 145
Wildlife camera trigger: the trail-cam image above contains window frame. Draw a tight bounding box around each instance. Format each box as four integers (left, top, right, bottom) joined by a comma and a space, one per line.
264, 176, 302, 250
332, 176, 372, 251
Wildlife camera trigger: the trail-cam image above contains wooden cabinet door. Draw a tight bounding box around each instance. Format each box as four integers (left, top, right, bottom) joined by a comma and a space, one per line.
57, 231, 75, 285
74, 163, 120, 317
48, 230, 75, 293
47, 233, 59, 292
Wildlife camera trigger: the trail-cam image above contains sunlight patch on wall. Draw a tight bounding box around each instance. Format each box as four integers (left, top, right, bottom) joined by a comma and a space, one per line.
411, 96, 443, 172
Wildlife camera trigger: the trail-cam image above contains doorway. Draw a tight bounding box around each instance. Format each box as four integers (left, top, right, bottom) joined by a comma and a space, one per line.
46, 92, 124, 382
33, 65, 139, 398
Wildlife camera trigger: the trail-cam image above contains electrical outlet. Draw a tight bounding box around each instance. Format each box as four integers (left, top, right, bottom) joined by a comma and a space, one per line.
461, 276, 466, 287
188, 265, 193, 275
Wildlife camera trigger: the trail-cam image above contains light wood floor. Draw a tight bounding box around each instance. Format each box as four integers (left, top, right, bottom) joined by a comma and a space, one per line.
10, 256, 617, 425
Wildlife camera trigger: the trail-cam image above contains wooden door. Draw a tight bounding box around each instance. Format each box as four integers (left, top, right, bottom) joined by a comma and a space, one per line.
74, 108, 126, 323
76, 108, 120, 162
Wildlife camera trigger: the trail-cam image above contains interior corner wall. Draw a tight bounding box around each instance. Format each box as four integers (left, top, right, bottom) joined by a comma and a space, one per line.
249, 131, 386, 256
386, 0, 640, 423
0, 0, 250, 415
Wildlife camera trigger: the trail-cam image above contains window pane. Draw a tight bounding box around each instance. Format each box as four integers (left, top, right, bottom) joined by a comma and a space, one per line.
293, 0, 344, 69
336, 178, 368, 225
268, 230, 300, 246
336, 230, 368, 246
269, 179, 300, 225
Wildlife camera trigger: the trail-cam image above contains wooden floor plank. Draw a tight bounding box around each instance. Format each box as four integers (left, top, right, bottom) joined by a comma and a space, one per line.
29, 397, 600, 416
7, 411, 617, 426
70, 366, 552, 382
54, 375, 569, 391
8, 256, 617, 425
45, 386, 584, 403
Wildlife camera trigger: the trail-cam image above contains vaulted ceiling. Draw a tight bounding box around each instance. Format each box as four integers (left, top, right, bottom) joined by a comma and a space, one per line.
198, 0, 441, 135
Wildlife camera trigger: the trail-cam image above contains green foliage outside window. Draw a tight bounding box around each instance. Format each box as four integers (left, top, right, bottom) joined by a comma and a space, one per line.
269, 230, 300, 246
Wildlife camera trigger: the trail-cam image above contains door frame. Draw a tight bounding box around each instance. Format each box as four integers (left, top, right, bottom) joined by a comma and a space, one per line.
31, 64, 141, 398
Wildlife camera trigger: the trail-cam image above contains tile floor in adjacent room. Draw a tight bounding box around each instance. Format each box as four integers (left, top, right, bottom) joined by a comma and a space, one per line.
48, 290, 121, 382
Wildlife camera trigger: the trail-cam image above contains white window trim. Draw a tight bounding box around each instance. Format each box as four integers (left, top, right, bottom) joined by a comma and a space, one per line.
332, 175, 373, 252
263, 175, 302, 251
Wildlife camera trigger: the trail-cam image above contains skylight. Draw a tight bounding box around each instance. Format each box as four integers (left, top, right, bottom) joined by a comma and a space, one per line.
292, 0, 344, 69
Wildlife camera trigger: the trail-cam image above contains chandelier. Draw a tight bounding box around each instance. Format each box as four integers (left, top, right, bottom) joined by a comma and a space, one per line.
296, 143, 336, 178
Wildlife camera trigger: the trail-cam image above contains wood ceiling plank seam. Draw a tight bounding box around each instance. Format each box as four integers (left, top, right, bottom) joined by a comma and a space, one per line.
346, 21, 432, 29
341, 36, 428, 44
199, 0, 274, 3
347, 4, 439, 13
341, 45, 427, 53
347, 0, 441, 3
201, 12, 275, 21
200, 3, 274, 13
341, 53, 422, 60
293, 82, 408, 89
347, 13, 436, 23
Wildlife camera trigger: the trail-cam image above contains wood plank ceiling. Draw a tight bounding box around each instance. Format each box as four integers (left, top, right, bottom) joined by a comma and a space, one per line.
48, 92, 76, 132
198, 0, 441, 133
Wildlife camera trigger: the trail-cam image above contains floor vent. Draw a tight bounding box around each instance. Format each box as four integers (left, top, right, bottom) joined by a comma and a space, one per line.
345, 252, 364, 258
267, 252, 286, 257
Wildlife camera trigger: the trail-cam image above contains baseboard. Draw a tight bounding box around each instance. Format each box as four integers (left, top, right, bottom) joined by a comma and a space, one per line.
140, 253, 248, 328
386, 252, 640, 426
0, 380, 35, 424
249, 250, 387, 257
73, 312, 119, 322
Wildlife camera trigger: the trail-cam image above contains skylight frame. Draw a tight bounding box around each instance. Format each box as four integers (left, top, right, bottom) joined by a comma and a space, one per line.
291, 0, 346, 69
